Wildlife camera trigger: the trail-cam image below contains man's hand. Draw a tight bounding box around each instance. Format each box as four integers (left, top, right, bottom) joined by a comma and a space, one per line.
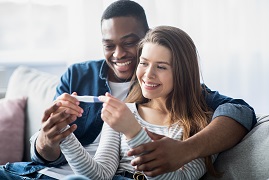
36, 102, 78, 161
128, 116, 248, 177
127, 129, 192, 177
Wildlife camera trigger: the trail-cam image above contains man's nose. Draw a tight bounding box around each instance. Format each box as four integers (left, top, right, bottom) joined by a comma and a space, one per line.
113, 46, 126, 59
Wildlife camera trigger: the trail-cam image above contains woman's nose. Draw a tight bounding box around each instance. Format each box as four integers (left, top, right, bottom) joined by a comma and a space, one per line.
145, 66, 156, 79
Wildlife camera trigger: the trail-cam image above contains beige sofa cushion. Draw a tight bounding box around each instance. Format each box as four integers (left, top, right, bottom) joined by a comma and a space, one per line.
5, 66, 59, 161
202, 114, 269, 179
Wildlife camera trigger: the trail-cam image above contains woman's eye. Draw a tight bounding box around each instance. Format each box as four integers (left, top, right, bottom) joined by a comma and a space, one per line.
139, 62, 147, 66
158, 66, 167, 70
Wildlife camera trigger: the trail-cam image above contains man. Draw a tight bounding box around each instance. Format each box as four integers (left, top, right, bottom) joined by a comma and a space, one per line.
0, 0, 255, 179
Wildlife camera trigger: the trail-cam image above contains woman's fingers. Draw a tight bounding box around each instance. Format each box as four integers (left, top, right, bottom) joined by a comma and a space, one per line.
54, 93, 83, 116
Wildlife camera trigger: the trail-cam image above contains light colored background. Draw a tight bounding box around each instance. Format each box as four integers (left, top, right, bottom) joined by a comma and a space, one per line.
0, 0, 268, 114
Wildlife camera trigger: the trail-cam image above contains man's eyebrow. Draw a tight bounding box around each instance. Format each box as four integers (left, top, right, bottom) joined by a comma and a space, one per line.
102, 33, 140, 42
102, 39, 112, 43
120, 33, 140, 40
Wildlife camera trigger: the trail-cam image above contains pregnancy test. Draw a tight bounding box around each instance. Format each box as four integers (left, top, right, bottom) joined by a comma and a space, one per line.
72, 95, 102, 103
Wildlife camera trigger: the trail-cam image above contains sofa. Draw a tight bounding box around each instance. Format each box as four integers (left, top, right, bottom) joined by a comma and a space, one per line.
0, 66, 59, 163
0, 66, 268, 179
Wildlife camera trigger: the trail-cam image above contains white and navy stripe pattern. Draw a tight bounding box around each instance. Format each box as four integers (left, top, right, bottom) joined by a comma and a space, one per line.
60, 103, 217, 180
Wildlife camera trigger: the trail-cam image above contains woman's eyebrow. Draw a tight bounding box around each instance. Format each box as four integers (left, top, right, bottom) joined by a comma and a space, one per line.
140, 56, 171, 65
157, 61, 170, 65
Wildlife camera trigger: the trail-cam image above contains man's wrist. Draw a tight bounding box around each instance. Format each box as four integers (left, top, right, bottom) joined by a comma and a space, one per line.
36, 136, 61, 162
181, 138, 200, 162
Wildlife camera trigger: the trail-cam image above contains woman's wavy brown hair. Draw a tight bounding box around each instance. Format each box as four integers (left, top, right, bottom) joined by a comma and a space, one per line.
125, 26, 220, 177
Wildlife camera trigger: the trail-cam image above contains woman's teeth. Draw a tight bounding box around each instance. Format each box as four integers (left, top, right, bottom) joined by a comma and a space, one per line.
145, 83, 158, 87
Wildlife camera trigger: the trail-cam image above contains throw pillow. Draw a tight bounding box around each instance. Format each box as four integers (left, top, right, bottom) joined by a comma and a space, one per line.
0, 97, 27, 165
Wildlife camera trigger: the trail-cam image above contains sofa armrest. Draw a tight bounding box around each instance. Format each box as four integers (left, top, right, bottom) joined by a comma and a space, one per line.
202, 114, 269, 179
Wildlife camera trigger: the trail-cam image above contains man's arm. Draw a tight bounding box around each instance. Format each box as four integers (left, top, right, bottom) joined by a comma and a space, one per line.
128, 115, 248, 177
187, 115, 248, 158
31, 65, 84, 165
127, 84, 256, 177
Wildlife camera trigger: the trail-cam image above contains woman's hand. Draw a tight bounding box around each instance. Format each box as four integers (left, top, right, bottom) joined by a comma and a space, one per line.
53, 92, 84, 117
99, 92, 141, 139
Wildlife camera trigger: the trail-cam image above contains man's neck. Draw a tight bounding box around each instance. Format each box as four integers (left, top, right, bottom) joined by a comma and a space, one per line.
108, 69, 131, 83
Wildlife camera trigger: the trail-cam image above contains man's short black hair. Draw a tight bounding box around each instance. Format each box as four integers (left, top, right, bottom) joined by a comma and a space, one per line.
101, 0, 149, 32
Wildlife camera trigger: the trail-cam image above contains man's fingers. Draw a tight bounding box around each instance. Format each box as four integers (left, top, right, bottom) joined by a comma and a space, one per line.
47, 113, 77, 136
143, 167, 166, 177
42, 102, 62, 123
135, 157, 171, 177
44, 110, 75, 131
54, 124, 77, 142
46, 113, 78, 140
127, 146, 146, 157
130, 147, 159, 166
127, 142, 156, 157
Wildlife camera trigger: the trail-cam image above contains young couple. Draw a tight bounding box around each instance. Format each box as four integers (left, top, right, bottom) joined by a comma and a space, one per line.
0, 0, 255, 179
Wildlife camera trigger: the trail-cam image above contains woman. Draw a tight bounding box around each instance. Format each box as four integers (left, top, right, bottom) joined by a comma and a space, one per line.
60, 26, 218, 180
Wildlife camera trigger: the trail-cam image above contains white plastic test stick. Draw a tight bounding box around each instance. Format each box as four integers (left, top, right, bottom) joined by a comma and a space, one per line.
72, 95, 102, 103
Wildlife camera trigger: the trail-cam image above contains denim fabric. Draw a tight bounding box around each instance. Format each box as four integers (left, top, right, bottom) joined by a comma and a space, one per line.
31, 60, 111, 166
54, 60, 111, 146
112, 175, 133, 180
212, 103, 254, 131
4, 60, 255, 178
202, 84, 256, 130
0, 163, 56, 180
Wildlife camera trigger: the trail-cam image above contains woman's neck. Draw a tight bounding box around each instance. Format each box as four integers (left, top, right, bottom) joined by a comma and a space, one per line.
138, 99, 170, 126
144, 99, 167, 112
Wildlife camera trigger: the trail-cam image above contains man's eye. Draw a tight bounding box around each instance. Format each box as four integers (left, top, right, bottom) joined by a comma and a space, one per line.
103, 45, 114, 50
124, 42, 136, 47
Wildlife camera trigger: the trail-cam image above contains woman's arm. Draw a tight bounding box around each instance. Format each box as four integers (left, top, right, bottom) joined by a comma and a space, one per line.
128, 87, 255, 177
60, 123, 120, 179
128, 129, 214, 180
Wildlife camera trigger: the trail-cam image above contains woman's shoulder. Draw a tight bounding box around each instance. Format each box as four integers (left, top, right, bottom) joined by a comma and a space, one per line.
125, 103, 137, 112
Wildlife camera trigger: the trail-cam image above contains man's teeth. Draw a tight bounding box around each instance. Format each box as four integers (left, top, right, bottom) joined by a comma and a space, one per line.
115, 61, 131, 66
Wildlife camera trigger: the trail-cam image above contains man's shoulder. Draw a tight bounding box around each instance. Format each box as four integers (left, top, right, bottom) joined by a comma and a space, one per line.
70, 59, 105, 69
